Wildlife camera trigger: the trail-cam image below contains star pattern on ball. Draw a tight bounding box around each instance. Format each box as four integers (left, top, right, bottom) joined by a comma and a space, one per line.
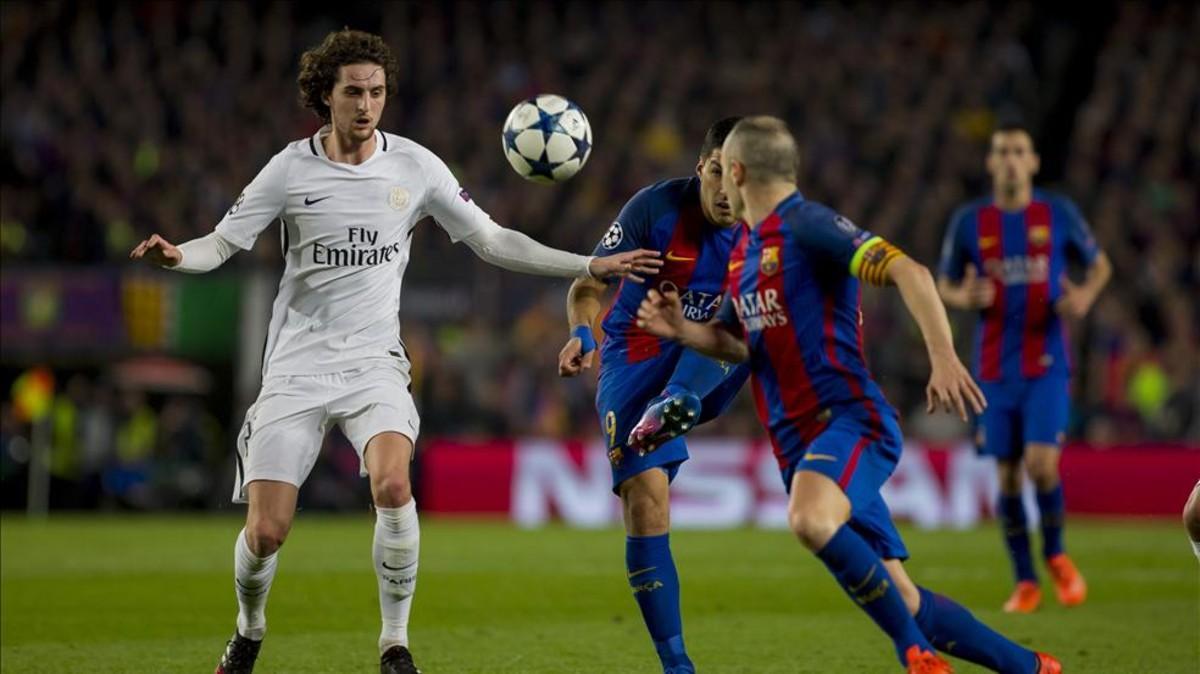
503, 96, 592, 183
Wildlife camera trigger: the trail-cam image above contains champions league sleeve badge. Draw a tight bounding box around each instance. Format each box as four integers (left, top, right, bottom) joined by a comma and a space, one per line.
835, 214, 860, 236
601, 221, 624, 249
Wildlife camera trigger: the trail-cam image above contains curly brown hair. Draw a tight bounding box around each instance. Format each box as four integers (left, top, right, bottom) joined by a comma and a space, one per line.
297, 29, 400, 122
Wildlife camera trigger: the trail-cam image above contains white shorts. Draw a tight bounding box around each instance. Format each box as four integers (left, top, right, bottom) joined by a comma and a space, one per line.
231, 360, 420, 503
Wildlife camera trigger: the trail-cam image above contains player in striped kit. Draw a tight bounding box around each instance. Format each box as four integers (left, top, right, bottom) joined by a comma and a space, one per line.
558, 117, 749, 674
938, 123, 1110, 613
637, 116, 1061, 673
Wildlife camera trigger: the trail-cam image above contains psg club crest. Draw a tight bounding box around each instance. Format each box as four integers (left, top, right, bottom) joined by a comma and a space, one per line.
760, 246, 780, 276
388, 186, 410, 211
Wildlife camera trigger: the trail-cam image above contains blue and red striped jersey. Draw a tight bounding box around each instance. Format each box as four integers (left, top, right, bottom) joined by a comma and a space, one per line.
595, 177, 740, 366
938, 189, 1100, 382
718, 191, 896, 464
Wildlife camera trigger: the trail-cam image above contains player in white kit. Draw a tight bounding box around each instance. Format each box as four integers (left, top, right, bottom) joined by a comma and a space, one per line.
129, 29, 661, 674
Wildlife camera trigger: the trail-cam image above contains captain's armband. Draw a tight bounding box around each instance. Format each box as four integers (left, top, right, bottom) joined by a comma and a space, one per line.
849, 236, 905, 287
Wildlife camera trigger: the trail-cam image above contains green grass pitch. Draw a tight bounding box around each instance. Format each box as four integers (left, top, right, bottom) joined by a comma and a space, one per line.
1, 516, 1196, 672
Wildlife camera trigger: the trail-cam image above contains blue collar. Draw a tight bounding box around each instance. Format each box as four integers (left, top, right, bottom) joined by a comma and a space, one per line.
751, 190, 805, 231
776, 190, 805, 215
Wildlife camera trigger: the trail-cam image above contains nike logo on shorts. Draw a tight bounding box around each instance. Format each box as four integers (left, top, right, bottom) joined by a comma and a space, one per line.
304, 195, 332, 205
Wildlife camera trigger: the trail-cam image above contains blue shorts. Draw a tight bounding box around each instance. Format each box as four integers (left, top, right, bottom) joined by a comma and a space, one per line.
976, 374, 1069, 460
780, 406, 909, 561
597, 359, 747, 493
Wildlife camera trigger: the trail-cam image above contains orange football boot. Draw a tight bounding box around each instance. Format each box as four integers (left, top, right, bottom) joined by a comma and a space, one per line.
1002, 580, 1042, 613
1034, 652, 1063, 673
904, 645, 954, 674
1046, 553, 1086, 606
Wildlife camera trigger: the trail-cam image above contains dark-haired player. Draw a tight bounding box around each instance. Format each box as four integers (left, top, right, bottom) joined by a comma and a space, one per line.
130, 28, 660, 674
637, 116, 1061, 673
938, 123, 1110, 613
557, 117, 749, 674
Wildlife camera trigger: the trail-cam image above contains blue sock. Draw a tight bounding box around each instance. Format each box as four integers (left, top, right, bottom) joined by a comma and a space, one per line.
1036, 484, 1065, 558
664, 348, 732, 400
626, 534, 693, 672
816, 524, 932, 665
914, 586, 1038, 673
997, 494, 1037, 582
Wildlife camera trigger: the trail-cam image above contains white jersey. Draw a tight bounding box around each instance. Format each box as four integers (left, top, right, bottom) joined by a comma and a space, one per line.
216, 127, 518, 378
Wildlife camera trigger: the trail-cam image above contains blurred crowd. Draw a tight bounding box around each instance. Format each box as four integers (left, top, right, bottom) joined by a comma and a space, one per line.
0, 373, 222, 509
1056, 3, 1199, 442
0, 369, 376, 510
2, 0, 1197, 509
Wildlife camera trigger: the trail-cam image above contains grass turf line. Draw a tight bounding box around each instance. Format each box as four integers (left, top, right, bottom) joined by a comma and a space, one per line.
1, 516, 1195, 673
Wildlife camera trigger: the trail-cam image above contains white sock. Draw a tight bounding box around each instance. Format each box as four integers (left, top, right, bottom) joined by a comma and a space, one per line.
1192, 537, 1200, 562
375, 500, 420, 654
234, 527, 279, 641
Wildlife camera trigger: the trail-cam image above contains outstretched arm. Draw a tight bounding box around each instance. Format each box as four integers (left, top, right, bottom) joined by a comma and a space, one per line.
133, 148, 288, 271
636, 289, 749, 363
130, 231, 239, 273
420, 146, 661, 282
886, 256, 986, 421
460, 225, 662, 281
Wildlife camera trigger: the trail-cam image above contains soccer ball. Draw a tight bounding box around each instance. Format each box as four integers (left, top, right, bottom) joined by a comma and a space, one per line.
502, 94, 592, 184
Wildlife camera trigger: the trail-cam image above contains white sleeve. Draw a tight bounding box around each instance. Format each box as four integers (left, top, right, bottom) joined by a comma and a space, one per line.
461, 225, 595, 278
214, 150, 290, 250
420, 150, 593, 278
170, 232, 239, 273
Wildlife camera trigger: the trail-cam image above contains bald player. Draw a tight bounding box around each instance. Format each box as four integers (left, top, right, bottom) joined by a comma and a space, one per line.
636, 116, 1062, 673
